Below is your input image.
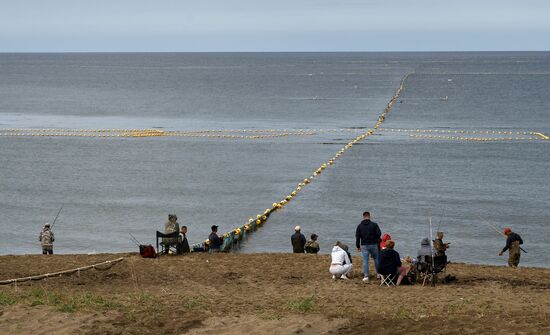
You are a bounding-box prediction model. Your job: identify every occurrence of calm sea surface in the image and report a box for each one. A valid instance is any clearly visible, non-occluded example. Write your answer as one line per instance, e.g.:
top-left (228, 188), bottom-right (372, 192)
top-left (0, 52), bottom-right (549, 267)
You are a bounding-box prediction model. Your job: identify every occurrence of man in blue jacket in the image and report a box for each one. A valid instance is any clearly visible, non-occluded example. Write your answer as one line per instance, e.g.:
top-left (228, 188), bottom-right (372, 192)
top-left (356, 211), bottom-right (382, 283)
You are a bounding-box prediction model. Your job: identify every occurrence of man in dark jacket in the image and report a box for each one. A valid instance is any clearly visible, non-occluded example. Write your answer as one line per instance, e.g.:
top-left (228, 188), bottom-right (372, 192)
top-left (356, 211), bottom-right (382, 282)
top-left (499, 227), bottom-right (523, 267)
top-left (177, 226), bottom-right (190, 254)
top-left (291, 226), bottom-right (306, 253)
top-left (209, 225), bottom-right (223, 252)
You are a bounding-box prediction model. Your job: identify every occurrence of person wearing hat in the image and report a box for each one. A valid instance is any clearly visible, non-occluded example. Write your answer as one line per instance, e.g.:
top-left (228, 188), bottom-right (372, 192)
top-left (291, 226), bottom-right (306, 253)
top-left (162, 214), bottom-right (180, 254)
top-left (499, 228), bottom-right (523, 267)
top-left (38, 223), bottom-right (55, 255)
top-left (208, 225), bottom-right (222, 252)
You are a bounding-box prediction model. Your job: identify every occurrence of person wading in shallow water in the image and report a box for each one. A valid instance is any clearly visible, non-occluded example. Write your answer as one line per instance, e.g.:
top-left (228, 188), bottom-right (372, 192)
top-left (499, 228), bottom-right (523, 267)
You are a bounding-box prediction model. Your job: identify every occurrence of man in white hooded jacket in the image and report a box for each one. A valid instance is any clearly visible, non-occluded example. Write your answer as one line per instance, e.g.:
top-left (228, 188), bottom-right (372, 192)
top-left (329, 241), bottom-right (352, 280)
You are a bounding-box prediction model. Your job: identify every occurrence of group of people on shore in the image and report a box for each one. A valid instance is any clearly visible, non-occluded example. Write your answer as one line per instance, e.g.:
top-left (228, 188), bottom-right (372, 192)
top-left (291, 211), bottom-right (524, 284)
top-left (38, 211), bottom-right (524, 272)
top-left (161, 214), bottom-right (190, 254)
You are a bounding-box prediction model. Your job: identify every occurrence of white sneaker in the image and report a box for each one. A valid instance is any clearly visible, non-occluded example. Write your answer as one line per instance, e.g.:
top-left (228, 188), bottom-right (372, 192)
top-left (340, 274), bottom-right (349, 280)
top-left (332, 275), bottom-right (336, 280)
top-left (362, 277), bottom-right (369, 283)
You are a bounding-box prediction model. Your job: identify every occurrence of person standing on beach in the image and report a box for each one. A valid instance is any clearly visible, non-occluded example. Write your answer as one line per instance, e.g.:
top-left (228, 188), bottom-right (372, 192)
top-left (356, 211), bottom-right (381, 283)
top-left (38, 223), bottom-right (55, 255)
top-left (499, 228), bottom-right (523, 267)
top-left (291, 226), bottom-right (306, 253)
top-left (433, 231), bottom-right (450, 257)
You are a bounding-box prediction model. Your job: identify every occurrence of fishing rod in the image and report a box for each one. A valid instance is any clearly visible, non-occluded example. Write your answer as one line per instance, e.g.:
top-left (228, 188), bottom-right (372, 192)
top-left (429, 216), bottom-right (436, 286)
top-left (50, 206), bottom-right (63, 228)
top-left (436, 208), bottom-right (445, 233)
top-left (129, 233), bottom-right (142, 246)
top-left (480, 217), bottom-right (527, 253)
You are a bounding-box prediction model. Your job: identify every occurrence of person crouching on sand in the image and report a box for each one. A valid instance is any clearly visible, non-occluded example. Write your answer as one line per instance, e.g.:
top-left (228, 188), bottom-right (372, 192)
top-left (329, 241), bottom-right (352, 280)
top-left (499, 228), bottom-right (523, 267)
top-left (39, 223), bottom-right (55, 255)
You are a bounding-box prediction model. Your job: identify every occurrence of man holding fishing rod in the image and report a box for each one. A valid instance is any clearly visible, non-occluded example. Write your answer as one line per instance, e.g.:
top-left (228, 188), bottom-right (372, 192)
top-left (38, 207), bottom-right (62, 255)
top-left (499, 227), bottom-right (524, 267)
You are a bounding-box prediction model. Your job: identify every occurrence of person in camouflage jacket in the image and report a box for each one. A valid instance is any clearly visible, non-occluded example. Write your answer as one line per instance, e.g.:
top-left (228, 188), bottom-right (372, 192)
top-left (163, 214), bottom-right (180, 253)
top-left (39, 223), bottom-right (55, 254)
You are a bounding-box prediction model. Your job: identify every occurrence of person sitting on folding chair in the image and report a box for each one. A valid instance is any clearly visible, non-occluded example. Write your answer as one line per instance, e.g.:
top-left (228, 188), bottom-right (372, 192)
top-left (162, 214), bottom-right (180, 254)
top-left (377, 240), bottom-right (407, 286)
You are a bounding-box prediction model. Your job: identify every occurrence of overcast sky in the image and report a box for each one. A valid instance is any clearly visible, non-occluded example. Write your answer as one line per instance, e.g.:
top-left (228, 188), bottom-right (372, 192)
top-left (1, 0), bottom-right (549, 52)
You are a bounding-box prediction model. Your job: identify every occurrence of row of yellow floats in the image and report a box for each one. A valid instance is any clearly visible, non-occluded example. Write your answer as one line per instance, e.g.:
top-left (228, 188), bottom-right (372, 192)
top-left (2, 127), bottom-right (547, 140)
top-left (0, 128), bottom-right (318, 139)
top-left (198, 73), bottom-right (412, 252)
top-left (379, 128), bottom-right (549, 140)
top-left (409, 134), bottom-right (546, 141)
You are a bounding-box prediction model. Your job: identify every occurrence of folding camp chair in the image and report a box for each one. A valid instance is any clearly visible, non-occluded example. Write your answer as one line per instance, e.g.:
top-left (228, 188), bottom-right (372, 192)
top-left (379, 273), bottom-right (397, 287)
top-left (156, 231), bottom-right (180, 255)
top-left (417, 255), bottom-right (447, 286)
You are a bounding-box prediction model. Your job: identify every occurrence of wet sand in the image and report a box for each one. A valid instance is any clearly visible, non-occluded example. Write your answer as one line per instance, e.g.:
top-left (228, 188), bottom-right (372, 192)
top-left (1, 253), bottom-right (549, 334)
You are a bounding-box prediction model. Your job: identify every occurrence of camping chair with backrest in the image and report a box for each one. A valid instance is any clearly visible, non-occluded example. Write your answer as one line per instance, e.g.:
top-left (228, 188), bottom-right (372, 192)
top-left (156, 231), bottom-right (180, 255)
top-left (417, 255), bottom-right (447, 286)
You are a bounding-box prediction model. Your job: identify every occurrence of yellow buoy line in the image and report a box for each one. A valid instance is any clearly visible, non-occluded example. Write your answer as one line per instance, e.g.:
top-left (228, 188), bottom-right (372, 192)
top-left (198, 72), bottom-right (413, 252)
top-left (379, 128), bottom-right (549, 140)
top-left (0, 128), bottom-right (319, 139)
top-left (409, 134), bottom-right (544, 142)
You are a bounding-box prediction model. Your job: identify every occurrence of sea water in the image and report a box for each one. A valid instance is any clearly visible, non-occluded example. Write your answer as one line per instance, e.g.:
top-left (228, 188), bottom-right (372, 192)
top-left (0, 52), bottom-right (548, 267)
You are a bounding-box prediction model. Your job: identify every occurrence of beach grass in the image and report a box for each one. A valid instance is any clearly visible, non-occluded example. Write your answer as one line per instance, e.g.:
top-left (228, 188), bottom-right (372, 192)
top-left (284, 295), bottom-right (316, 313)
top-left (1, 288), bottom-right (122, 313)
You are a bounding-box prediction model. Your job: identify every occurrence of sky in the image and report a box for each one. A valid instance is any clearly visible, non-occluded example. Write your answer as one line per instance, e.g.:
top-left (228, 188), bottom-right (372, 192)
top-left (1, 0), bottom-right (549, 52)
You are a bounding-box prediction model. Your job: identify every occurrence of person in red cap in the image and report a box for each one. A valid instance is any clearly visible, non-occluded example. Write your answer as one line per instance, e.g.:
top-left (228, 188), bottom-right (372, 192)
top-left (499, 228), bottom-right (523, 267)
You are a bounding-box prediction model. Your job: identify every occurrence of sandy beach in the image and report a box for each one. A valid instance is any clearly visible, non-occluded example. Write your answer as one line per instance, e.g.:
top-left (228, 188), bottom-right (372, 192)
top-left (1, 252), bottom-right (549, 334)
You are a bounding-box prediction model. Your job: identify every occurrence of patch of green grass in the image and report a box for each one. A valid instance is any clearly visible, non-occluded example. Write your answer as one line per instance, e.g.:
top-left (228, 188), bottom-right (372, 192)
top-left (28, 289), bottom-right (62, 306)
top-left (6, 289), bottom-right (121, 313)
top-left (57, 302), bottom-right (77, 313)
top-left (447, 297), bottom-right (474, 312)
top-left (0, 291), bottom-right (16, 306)
top-left (391, 307), bottom-right (415, 320)
top-left (182, 297), bottom-right (204, 310)
top-left (284, 295), bottom-right (316, 313)
top-left (124, 310), bottom-right (137, 322)
top-left (74, 293), bottom-right (122, 310)
top-left (258, 311), bottom-right (283, 320)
